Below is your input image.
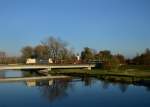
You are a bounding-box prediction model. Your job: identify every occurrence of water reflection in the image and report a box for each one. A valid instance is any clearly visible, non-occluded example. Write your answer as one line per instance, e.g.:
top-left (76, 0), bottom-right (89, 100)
top-left (26, 80), bottom-right (54, 87)
top-left (0, 70), bottom-right (150, 107)
top-left (1, 70), bottom-right (150, 102)
top-left (33, 77), bottom-right (150, 102)
top-left (81, 76), bottom-right (94, 86)
top-left (146, 87), bottom-right (150, 91)
top-left (0, 71), bottom-right (5, 78)
top-left (0, 70), bottom-right (41, 78)
top-left (95, 75), bottom-right (150, 92)
top-left (24, 77), bottom-right (97, 102)
top-left (0, 70), bottom-right (23, 78)
top-left (101, 80), bottom-right (110, 90)
top-left (118, 83), bottom-right (129, 93)
top-left (38, 79), bottom-right (72, 102)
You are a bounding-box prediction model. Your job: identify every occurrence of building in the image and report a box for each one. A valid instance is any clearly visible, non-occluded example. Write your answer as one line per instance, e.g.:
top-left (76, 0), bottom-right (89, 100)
top-left (48, 58), bottom-right (53, 64)
top-left (26, 58), bottom-right (36, 64)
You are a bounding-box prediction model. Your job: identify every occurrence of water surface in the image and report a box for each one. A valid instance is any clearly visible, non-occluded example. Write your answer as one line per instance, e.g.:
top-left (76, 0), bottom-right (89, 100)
top-left (0, 70), bottom-right (150, 107)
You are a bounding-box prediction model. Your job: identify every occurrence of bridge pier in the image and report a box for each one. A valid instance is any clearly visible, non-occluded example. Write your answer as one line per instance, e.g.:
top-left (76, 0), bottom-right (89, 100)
top-left (48, 67), bottom-right (52, 71)
top-left (88, 66), bottom-right (92, 70)
top-left (86, 66), bottom-right (92, 70)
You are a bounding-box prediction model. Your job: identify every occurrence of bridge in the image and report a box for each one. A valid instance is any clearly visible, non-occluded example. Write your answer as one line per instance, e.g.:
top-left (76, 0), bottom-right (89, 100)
top-left (0, 64), bottom-right (95, 71)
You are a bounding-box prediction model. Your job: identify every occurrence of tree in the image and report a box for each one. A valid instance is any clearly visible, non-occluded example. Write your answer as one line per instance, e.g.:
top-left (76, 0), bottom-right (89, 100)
top-left (34, 45), bottom-right (49, 59)
top-left (0, 51), bottom-right (20, 64)
top-left (143, 48), bottom-right (150, 65)
top-left (96, 50), bottom-right (112, 62)
top-left (0, 51), bottom-right (6, 64)
top-left (81, 47), bottom-right (94, 63)
top-left (114, 54), bottom-right (126, 64)
top-left (132, 48), bottom-right (150, 65)
top-left (42, 36), bottom-right (74, 63)
top-left (21, 46), bottom-right (34, 63)
top-left (94, 50), bottom-right (123, 69)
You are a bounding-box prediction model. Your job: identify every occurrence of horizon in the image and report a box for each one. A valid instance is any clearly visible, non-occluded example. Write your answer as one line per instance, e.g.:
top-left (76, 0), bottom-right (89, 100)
top-left (0, 0), bottom-right (150, 58)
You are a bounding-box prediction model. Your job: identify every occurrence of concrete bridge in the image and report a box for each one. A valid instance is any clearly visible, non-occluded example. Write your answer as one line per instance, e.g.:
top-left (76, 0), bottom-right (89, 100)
top-left (0, 64), bottom-right (95, 71)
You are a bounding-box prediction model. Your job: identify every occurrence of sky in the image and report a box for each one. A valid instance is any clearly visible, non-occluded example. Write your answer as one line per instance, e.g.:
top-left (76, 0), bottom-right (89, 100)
top-left (0, 0), bottom-right (150, 58)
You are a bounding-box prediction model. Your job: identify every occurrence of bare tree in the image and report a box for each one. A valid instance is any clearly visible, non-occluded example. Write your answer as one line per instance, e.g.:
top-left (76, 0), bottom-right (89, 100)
top-left (34, 45), bottom-right (49, 60)
top-left (42, 36), bottom-right (73, 63)
top-left (0, 51), bottom-right (6, 64)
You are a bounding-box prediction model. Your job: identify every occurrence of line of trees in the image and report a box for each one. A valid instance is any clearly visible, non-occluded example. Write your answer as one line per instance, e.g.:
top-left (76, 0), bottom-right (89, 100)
top-left (80, 47), bottom-right (150, 68)
top-left (80, 47), bottom-right (126, 69)
top-left (20, 43), bottom-right (127, 68)
top-left (128, 48), bottom-right (150, 65)
top-left (21, 37), bottom-right (77, 64)
top-left (0, 36), bottom-right (149, 67)
top-left (0, 51), bottom-right (20, 64)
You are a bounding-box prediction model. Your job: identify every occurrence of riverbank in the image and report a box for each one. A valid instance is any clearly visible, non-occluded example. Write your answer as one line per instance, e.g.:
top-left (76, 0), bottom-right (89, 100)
top-left (50, 68), bottom-right (150, 77)
top-left (49, 65), bottom-right (150, 83)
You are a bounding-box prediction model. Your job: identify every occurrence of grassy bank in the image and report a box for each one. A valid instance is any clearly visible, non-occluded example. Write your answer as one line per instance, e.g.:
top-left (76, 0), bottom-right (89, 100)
top-left (49, 65), bottom-right (150, 83)
top-left (50, 68), bottom-right (150, 77)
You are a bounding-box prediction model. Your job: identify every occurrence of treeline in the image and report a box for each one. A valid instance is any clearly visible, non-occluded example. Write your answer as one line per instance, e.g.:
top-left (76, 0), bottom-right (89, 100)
top-left (20, 36), bottom-right (127, 69)
top-left (21, 37), bottom-right (76, 64)
top-left (0, 36), bottom-right (149, 67)
top-left (127, 48), bottom-right (150, 65)
top-left (80, 47), bottom-right (150, 68)
top-left (81, 47), bottom-right (126, 69)
top-left (0, 51), bottom-right (21, 64)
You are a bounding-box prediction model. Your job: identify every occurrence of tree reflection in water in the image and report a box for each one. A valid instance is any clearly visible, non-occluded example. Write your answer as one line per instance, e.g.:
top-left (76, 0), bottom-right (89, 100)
top-left (146, 87), bottom-right (150, 91)
top-left (82, 76), bottom-right (92, 86)
top-left (38, 78), bottom-right (72, 102)
top-left (101, 80), bottom-right (110, 90)
top-left (100, 79), bottom-right (129, 93)
top-left (20, 70), bottom-right (150, 93)
top-left (118, 83), bottom-right (129, 93)
top-left (81, 76), bottom-right (96, 87)
top-left (22, 70), bottom-right (42, 77)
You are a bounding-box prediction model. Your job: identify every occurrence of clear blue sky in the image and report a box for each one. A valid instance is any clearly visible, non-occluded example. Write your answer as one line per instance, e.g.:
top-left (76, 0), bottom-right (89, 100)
top-left (0, 0), bottom-right (150, 58)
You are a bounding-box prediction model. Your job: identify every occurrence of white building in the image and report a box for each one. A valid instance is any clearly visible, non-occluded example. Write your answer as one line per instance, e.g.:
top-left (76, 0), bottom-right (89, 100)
top-left (26, 58), bottom-right (36, 64)
top-left (77, 55), bottom-right (80, 61)
top-left (48, 58), bottom-right (53, 64)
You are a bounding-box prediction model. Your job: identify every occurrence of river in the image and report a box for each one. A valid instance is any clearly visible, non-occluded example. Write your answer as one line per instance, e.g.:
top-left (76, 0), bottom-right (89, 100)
top-left (0, 70), bottom-right (150, 107)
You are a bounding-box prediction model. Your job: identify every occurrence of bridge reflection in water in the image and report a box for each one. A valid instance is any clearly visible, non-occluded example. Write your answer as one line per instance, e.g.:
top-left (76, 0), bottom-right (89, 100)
top-left (26, 79), bottom-right (54, 87)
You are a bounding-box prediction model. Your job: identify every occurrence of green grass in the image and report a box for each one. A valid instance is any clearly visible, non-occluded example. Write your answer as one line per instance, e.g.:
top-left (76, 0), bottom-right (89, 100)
top-left (48, 66), bottom-right (150, 84)
top-left (127, 65), bottom-right (150, 71)
top-left (49, 65), bottom-right (150, 78)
